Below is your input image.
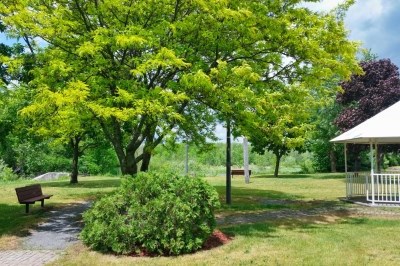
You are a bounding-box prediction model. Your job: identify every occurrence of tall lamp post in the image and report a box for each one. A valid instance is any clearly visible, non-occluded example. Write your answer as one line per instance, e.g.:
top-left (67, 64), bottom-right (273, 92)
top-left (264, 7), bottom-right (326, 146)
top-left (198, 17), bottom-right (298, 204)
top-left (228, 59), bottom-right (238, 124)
top-left (226, 120), bottom-right (231, 204)
top-left (243, 137), bottom-right (250, 184)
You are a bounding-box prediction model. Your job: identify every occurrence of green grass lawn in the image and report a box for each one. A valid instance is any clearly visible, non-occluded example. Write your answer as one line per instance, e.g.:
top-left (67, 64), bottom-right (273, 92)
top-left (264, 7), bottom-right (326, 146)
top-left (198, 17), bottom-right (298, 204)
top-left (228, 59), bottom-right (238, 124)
top-left (2, 173), bottom-right (400, 265)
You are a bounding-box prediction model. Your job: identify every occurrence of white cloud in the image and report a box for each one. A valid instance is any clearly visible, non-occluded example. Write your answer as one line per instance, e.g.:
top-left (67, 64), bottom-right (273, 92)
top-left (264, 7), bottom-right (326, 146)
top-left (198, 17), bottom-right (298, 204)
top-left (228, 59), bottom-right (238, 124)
top-left (305, 0), bottom-right (400, 66)
top-left (303, 0), bottom-right (346, 12)
top-left (344, 0), bottom-right (400, 65)
top-left (318, 0), bottom-right (344, 11)
top-left (345, 0), bottom-right (384, 27)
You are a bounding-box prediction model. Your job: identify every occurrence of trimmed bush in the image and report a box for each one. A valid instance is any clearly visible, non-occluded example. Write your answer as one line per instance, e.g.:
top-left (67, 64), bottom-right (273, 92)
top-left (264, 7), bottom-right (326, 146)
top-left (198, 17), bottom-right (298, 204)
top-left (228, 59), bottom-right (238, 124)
top-left (81, 172), bottom-right (220, 255)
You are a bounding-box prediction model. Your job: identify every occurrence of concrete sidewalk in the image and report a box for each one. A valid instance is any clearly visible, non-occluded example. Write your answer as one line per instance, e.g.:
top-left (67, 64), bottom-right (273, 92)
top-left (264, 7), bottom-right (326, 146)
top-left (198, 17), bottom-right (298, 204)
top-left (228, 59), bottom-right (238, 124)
top-left (0, 202), bottom-right (91, 266)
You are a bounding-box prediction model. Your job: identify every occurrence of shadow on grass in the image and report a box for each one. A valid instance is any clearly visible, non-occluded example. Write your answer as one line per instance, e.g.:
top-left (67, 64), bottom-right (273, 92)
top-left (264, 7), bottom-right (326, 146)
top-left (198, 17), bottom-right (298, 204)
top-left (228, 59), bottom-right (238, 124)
top-left (0, 202), bottom-right (62, 237)
top-left (214, 185), bottom-right (302, 199)
top-left (220, 205), bottom-right (367, 239)
top-left (222, 222), bottom-right (278, 238)
top-left (253, 173), bottom-right (345, 180)
top-left (213, 183), bottom-right (364, 239)
top-left (40, 178), bottom-right (120, 189)
top-left (214, 185), bottom-right (304, 212)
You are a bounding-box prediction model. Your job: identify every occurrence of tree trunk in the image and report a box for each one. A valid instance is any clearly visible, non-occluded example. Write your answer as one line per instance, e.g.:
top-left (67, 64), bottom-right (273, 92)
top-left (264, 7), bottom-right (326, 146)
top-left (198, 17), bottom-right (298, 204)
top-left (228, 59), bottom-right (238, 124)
top-left (274, 153), bottom-right (282, 177)
top-left (139, 127), bottom-right (157, 172)
top-left (140, 151), bottom-right (152, 172)
top-left (329, 149), bottom-right (337, 173)
top-left (120, 152), bottom-right (138, 175)
top-left (105, 117), bottom-right (140, 176)
top-left (70, 137), bottom-right (80, 184)
top-left (111, 136), bottom-right (138, 176)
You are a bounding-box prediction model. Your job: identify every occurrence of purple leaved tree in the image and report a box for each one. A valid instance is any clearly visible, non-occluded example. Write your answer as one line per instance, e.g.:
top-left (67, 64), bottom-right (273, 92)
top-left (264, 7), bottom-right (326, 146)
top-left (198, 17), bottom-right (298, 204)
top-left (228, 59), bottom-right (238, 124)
top-left (335, 59), bottom-right (400, 171)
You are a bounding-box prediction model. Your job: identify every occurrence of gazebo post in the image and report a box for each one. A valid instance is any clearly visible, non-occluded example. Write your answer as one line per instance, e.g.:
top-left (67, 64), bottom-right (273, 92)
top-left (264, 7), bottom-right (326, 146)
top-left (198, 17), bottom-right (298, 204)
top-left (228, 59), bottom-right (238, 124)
top-left (374, 142), bottom-right (379, 173)
top-left (344, 143), bottom-right (348, 173)
top-left (370, 141), bottom-right (375, 205)
top-left (344, 143), bottom-right (348, 198)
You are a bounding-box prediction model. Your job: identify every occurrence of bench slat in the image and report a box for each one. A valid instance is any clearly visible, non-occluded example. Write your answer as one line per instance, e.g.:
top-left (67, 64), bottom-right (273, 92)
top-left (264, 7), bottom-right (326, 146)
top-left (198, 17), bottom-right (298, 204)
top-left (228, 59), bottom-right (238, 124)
top-left (231, 170), bottom-right (252, 175)
top-left (15, 184), bottom-right (53, 213)
top-left (15, 184), bottom-right (43, 203)
top-left (19, 194), bottom-right (53, 203)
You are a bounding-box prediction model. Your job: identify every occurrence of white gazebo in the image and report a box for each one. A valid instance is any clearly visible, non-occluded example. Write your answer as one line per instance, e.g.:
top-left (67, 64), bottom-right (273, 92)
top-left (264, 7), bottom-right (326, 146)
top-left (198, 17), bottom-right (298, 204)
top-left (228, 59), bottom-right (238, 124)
top-left (331, 100), bottom-right (400, 205)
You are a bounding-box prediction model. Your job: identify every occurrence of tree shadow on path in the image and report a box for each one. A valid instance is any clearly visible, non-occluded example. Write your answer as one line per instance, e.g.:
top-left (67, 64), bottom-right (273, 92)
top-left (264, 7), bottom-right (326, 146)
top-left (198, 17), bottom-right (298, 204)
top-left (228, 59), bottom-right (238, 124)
top-left (21, 201), bottom-right (91, 250)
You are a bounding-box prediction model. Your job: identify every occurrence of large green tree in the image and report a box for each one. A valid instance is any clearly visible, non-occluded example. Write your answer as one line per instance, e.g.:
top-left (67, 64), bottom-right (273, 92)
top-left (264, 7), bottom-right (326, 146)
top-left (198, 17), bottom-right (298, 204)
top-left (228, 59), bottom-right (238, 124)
top-left (309, 49), bottom-right (377, 173)
top-left (247, 84), bottom-right (312, 177)
top-left (0, 0), bottom-right (360, 175)
top-left (0, 21), bottom-right (37, 172)
top-left (310, 101), bottom-right (344, 172)
top-left (20, 81), bottom-right (104, 183)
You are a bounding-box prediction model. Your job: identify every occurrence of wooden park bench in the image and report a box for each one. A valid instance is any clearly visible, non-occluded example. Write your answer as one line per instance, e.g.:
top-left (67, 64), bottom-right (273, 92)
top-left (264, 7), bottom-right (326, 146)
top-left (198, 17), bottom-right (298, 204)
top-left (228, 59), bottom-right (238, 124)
top-left (15, 184), bottom-right (53, 213)
top-left (231, 169), bottom-right (252, 178)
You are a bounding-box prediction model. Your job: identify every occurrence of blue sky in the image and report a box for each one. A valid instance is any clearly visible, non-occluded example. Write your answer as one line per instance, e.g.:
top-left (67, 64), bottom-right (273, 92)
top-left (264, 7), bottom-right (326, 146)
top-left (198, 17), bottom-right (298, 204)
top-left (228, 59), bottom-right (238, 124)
top-left (313, 0), bottom-right (400, 66)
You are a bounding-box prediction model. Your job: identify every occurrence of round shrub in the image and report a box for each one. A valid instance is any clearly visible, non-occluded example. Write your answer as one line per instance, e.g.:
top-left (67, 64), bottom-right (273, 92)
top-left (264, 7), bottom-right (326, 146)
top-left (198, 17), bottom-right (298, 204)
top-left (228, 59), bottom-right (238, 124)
top-left (81, 172), bottom-right (220, 255)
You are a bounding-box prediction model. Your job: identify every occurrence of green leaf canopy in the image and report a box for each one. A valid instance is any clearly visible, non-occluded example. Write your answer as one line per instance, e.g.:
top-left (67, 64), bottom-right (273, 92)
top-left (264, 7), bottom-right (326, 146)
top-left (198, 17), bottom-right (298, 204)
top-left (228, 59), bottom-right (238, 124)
top-left (0, 0), bottom-right (361, 175)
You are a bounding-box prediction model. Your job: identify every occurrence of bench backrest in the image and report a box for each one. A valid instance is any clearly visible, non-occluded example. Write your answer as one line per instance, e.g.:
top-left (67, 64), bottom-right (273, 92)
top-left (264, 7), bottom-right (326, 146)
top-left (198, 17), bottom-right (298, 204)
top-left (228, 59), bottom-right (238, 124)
top-left (231, 169), bottom-right (252, 175)
top-left (15, 184), bottom-right (43, 203)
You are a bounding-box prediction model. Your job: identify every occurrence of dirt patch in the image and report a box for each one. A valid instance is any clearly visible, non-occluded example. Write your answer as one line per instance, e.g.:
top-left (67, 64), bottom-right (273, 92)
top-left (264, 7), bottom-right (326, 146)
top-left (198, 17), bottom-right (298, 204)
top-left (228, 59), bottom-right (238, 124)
top-left (347, 205), bottom-right (400, 219)
top-left (202, 229), bottom-right (232, 250)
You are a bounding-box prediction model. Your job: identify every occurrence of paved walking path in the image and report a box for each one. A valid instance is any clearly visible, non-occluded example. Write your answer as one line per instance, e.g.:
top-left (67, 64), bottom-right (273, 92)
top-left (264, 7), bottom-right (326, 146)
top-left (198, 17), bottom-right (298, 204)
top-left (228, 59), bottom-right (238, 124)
top-left (0, 202), bottom-right (91, 266)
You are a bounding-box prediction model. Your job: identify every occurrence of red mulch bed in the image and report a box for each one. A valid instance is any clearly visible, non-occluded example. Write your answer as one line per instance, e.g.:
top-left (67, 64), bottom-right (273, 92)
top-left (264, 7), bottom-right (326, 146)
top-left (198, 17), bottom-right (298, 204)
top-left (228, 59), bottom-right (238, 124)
top-left (129, 230), bottom-right (232, 257)
top-left (202, 229), bottom-right (233, 250)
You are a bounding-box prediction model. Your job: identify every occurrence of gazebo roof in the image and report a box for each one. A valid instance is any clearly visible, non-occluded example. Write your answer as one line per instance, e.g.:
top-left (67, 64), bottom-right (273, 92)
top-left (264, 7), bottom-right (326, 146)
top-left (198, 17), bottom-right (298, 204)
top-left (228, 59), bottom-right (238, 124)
top-left (331, 100), bottom-right (400, 144)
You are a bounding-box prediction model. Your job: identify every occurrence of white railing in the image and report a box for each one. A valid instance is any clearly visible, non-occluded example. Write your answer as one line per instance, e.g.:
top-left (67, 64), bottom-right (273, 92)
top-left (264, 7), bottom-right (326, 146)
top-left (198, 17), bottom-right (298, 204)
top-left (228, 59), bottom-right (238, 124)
top-left (367, 174), bottom-right (400, 203)
top-left (346, 172), bottom-right (369, 198)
